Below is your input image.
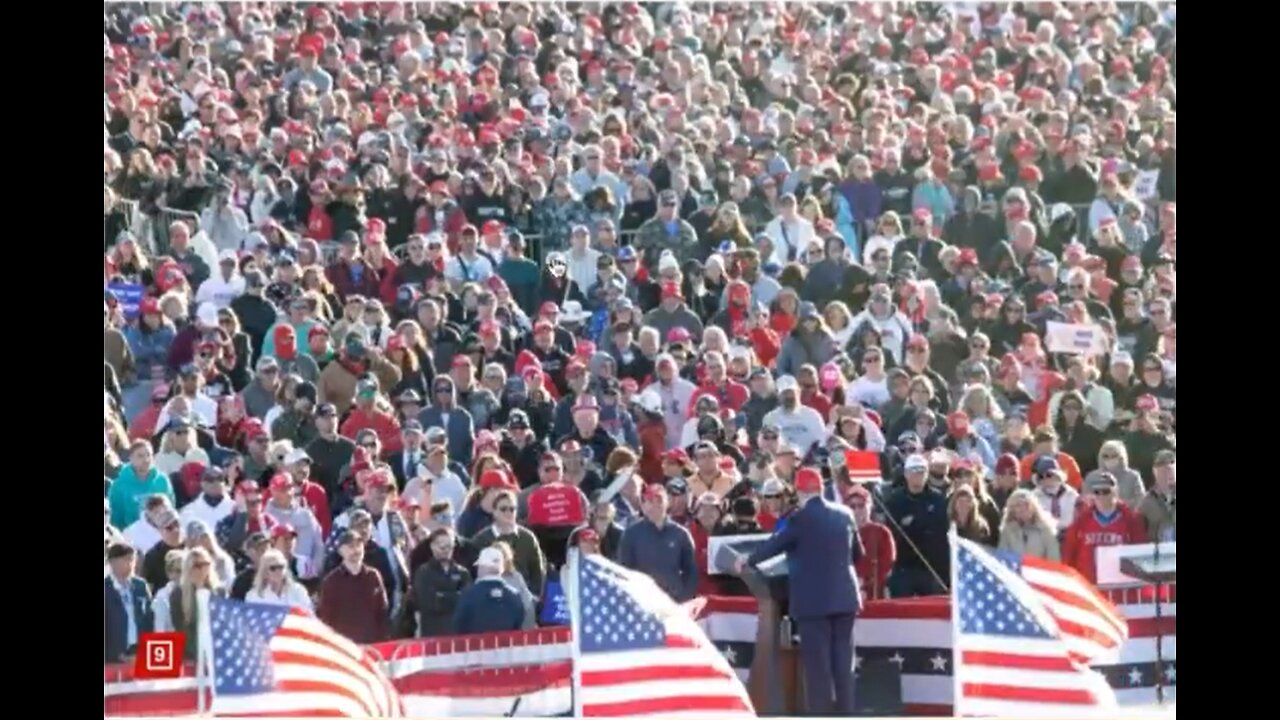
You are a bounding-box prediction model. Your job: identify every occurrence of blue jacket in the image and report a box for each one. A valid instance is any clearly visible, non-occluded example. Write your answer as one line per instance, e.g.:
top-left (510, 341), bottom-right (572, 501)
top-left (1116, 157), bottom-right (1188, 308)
top-left (618, 519), bottom-right (698, 602)
top-left (832, 194), bottom-right (861, 259)
top-left (453, 577), bottom-right (526, 635)
top-left (747, 495), bottom-right (864, 619)
top-left (418, 405), bottom-right (474, 468)
top-left (104, 576), bottom-right (154, 662)
top-left (124, 324), bottom-right (176, 383)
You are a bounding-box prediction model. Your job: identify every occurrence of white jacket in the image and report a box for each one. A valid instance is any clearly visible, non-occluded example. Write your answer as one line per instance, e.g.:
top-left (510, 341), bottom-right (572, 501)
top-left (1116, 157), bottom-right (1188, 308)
top-left (764, 216), bottom-right (816, 266)
top-left (1046, 386), bottom-right (1116, 431)
top-left (404, 471), bottom-right (467, 523)
top-left (195, 273), bottom-right (246, 309)
top-left (123, 519), bottom-right (162, 554)
top-left (246, 583), bottom-right (314, 613)
top-left (1032, 483), bottom-right (1081, 529)
top-left (179, 494), bottom-right (236, 530)
top-left (153, 582), bottom-right (178, 632)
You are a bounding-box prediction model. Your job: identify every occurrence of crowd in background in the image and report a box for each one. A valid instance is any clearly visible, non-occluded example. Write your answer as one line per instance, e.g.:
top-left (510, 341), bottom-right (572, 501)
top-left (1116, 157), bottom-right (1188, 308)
top-left (104, 1), bottom-right (1175, 664)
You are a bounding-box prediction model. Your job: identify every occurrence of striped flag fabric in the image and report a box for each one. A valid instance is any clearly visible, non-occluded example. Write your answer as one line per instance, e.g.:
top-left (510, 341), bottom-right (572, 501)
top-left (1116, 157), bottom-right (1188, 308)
top-left (570, 552), bottom-right (755, 717)
top-left (105, 588), bottom-right (1175, 716)
top-left (952, 536), bottom-right (1124, 716)
top-left (845, 450), bottom-right (884, 482)
top-left (206, 596), bottom-right (404, 717)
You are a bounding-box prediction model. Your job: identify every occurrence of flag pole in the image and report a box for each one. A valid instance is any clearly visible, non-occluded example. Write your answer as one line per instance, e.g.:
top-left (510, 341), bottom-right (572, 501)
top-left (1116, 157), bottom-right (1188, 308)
top-left (196, 589), bottom-right (214, 716)
top-left (564, 548), bottom-right (583, 717)
top-left (948, 530), bottom-right (962, 719)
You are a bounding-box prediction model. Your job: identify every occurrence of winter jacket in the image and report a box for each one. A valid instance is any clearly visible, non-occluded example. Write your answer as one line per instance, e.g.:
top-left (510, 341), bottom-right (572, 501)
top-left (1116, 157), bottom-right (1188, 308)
top-left (642, 304), bottom-right (705, 344)
top-left (882, 485), bottom-right (949, 575)
top-left (471, 525), bottom-right (546, 597)
top-left (1137, 489), bottom-right (1176, 542)
top-left (317, 563), bottom-right (388, 643)
top-left (124, 325), bottom-right (177, 383)
top-left (617, 519), bottom-right (699, 602)
top-left (318, 357), bottom-right (402, 416)
top-left (776, 329), bottom-right (839, 377)
top-left (634, 216), bottom-right (700, 269)
top-left (998, 520), bottom-right (1061, 561)
top-left (263, 500), bottom-right (326, 579)
top-left (412, 559), bottom-right (472, 637)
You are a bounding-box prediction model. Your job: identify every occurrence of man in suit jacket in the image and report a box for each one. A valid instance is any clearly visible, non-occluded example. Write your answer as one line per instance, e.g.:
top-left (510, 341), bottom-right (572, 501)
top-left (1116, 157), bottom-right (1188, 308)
top-left (417, 375), bottom-right (474, 467)
top-left (737, 467), bottom-right (864, 715)
top-left (385, 420), bottom-right (428, 491)
top-left (105, 543), bottom-right (155, 663)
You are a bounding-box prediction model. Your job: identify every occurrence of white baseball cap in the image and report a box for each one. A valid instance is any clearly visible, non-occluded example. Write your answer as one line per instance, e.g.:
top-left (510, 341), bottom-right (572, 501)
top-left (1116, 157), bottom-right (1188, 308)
top-left (476, 547), bottom-right (504, 570)
top-left (905, 454), bottom-right (929, 472)
top-left (775, 375), bottom-right (799, 393)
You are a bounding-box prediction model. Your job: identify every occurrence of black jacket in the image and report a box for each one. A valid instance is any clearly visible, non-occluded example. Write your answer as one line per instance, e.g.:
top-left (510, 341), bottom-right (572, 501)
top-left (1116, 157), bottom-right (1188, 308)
top-left (412, 559), bottom-right (472, 637)
top-left (230, 293), bottom-right (279, 360)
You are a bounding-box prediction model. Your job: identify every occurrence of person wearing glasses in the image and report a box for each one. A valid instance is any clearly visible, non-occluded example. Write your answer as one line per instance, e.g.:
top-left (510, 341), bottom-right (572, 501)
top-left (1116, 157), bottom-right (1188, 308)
top-left (171, 547), bottom-right (226, 660)
top-left (246, 548), bottom-right (313, 612)
top-left (141, 509), bottom-right (185, 593)
top-left (1062, 472), bottom-right (1148, 584)
top-left (471, 487), bottom-right (546, 599)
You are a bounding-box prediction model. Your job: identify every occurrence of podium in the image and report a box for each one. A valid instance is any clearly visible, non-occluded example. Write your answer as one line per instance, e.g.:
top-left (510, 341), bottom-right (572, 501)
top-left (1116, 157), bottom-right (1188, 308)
top-left (714, 546), bottom-right (802, 715)
top-left (1120, 548), bottom-right (1176, 705)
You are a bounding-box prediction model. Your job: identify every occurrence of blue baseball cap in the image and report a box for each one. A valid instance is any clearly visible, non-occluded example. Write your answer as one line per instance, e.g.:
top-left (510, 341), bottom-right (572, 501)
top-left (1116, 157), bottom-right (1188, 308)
top-left (616, 246), bottom-right (637, 262)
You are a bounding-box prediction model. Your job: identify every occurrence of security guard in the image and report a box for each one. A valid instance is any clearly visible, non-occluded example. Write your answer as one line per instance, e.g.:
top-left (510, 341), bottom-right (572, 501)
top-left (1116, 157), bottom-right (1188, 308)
top-left (452, 547), bottom-right (526, 634)
top-left (736, 467), bottom-right (864, 714)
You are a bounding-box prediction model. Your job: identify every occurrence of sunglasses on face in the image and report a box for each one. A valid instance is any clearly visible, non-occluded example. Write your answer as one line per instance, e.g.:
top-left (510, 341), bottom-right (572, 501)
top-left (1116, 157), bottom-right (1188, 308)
top-left (359, 442), bottom-right (378, 449)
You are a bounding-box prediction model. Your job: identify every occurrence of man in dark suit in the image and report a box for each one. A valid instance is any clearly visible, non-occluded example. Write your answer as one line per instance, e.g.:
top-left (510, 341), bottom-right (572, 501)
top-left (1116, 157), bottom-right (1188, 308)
top-left (385, 420), bottom-right (428, 491)
top-left (104, 543), bottom-right (155, 663)
top-left (736, 467), bottom-right (863, 715)
top-left (417, 375), bottom-right (474, 467)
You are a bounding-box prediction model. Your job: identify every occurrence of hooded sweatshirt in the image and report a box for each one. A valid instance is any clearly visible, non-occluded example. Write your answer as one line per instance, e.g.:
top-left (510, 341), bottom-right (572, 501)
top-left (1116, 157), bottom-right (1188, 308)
top-left (109, 464), bottom-right (176, 528)
top-left (1084, 460), bottom-right (1146, 508)
top-left (641, 303), bottom-right (705, 344)
top-left (644, 369), bottom-right (697, 450)
top-left (761, 402), bottom-right (827, 458)
top-left (263, 500), bottom-right (327, 579)
top-left (848, 305), bottom-right (913, 365)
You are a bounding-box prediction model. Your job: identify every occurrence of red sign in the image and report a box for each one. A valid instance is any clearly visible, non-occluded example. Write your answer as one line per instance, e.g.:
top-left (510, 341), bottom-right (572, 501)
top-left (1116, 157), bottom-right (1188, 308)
top-left (135, 631), bottom-right (186, 679)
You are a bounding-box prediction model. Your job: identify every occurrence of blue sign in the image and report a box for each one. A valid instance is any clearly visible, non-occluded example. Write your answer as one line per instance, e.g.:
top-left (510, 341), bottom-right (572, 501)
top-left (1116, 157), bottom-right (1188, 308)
top-left (540, 577), bottom-right (570, 626)
top-left (108, 283), bottom-right (145, 320)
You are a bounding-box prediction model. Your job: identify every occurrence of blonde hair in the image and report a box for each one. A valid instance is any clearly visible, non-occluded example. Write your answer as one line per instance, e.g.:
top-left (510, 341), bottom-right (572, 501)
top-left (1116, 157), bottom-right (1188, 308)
top-left (960, 384), bottom-right (1004, 423)
top-left (1098, 439), bottom-right (1129, 468)
top-left (1000, 488), bottom-right (1058, 537)
top-left (252, 549), bottom-right (297, 594)
top-left (179, 546), bottom-right (223, 620)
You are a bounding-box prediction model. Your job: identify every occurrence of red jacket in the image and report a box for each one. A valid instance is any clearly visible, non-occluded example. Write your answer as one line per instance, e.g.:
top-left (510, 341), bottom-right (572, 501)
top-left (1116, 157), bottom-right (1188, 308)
top-left (1063, 503), bottom-right (1148, 584)
top-left (298, 479), bottom-right (333, 539)
top-left (637, 420), bottom-right (667, 485)
top-left (339, 408), bottom-right (403, 456)
top-left (129, 405), bottom-right (162, 442)
top-left (855, 522), bottom-right (896, 600)
top-left (687, 379), bottom-right (749, 418)
top-left (800, 389), bottom-right (834, 420)
top-left (749, 327), bottom-right (782, 368)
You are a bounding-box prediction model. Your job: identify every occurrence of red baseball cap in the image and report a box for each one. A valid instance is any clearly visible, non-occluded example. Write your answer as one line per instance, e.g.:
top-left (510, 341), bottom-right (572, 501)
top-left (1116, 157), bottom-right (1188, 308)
top-left (479, 469), bottom-right (512, 489)
top-left (481, 219), bottom-right (504, 235)
top-left (662, 448), bottom-right (690, 464)
top-left (271, 523), bottom-right (297, 539)
top-left (269, 473), bottom-right (292, 492)
top-left (794, 467), bottom-right (823, 494)
top-left (642, 483), bottom-right (668, 501)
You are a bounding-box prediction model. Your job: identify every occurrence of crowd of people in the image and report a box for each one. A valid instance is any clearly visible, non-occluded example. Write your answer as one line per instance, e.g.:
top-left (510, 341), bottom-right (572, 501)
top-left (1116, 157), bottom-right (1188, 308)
top-left (104, 1), bottom-right (1176, 668)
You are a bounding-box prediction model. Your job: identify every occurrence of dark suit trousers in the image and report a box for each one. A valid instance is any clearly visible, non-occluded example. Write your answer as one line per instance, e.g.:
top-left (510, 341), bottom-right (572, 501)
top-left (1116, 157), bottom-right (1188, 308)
top-left (797, 612), bottom-right (857, 715)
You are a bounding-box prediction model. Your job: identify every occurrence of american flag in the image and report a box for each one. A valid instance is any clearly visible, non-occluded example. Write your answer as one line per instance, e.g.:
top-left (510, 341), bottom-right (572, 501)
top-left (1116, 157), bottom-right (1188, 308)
top-left (207, 596), bottom-right (405, 717)
top-left (570, 552), bottom-right (755, 717)
top-left (952, 536), bottom-right (1126, 716)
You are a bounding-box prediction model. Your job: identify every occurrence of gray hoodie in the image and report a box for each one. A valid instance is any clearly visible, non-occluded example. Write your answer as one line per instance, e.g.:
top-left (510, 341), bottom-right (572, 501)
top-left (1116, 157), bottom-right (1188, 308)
top-left (642, 303), bottom-right (705, 344)
top-left (243, 379), bottom-right (277, 420)
top-left (264, 500), bottom-right (326, 579)
top-left (1084, 466), bottom-right (1146, 508)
